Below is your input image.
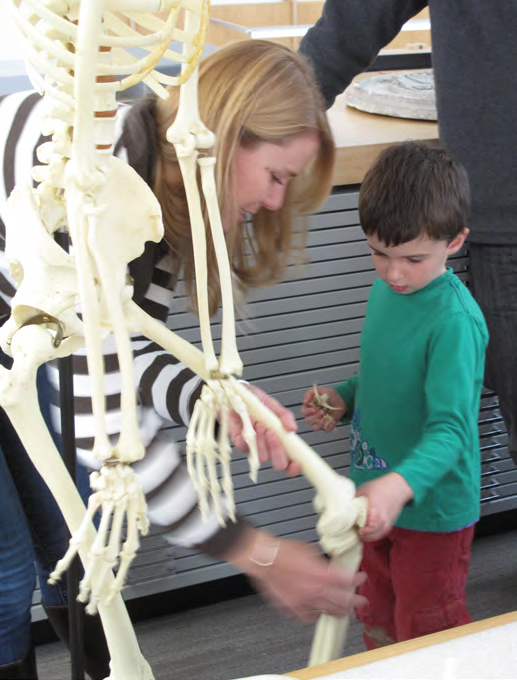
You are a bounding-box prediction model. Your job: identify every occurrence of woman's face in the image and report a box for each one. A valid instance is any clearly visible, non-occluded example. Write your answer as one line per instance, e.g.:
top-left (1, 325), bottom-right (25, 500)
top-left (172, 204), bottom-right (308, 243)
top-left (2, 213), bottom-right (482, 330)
top-left (223, 130), bottom-right (320, 231)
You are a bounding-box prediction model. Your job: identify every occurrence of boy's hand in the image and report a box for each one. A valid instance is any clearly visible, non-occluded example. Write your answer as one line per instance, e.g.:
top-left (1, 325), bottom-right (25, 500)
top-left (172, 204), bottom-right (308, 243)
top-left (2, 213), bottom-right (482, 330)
top-left (356, 473), bottom-right (414, 541)
top-left (301, 385), bottom-right (346, 431)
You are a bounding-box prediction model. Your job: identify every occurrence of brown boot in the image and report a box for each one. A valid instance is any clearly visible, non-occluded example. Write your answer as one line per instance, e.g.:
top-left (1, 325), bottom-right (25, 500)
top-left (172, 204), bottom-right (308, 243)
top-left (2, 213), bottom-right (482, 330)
top-left (43, 605), bottom-right (110, 680)
top-left (0, 645), bottom-right (37, 679)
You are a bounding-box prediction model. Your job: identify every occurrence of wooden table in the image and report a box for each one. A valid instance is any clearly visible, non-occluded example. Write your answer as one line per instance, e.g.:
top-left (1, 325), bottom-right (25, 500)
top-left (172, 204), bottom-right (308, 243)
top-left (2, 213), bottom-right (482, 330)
top-left (329, 87), bottom-right (439, 187)
top-left (285, 611), bottom-right (517, 679)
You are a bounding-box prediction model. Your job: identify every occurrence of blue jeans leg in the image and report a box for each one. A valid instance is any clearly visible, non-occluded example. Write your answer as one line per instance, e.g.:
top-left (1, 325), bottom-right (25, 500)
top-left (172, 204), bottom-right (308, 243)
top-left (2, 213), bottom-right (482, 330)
top-left (0, 434), bottom-right (37, 665)
top-left (0, 361), bottom-right (92, 665)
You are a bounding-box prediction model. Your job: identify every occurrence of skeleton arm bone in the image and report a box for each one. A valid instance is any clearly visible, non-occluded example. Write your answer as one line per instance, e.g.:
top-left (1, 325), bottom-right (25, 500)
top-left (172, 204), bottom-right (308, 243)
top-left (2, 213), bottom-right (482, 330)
top-left (309, 539), bottom-right (364, 665)
top-left (166, 9), bottom-right (223, 377)
top-left (64, 185), bottom-right (113, 462)
top-left (127, 299), bottom-right (366, 530)
top-left (86, 156), bottom-right (164, 462)
top-left (167, 63), bottom-right (218, 374)
top-left (199, 157), bottom-right (243, 377)
top-left (171, 148), bottom-right (219, 374)
top-left (127, 300), bottom-right (367, 663)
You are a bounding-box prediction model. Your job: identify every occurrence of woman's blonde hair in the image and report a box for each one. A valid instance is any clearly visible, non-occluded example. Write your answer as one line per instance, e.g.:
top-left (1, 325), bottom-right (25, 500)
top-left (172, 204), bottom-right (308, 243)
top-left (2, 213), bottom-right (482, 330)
top-left (154, 39), bottom-right (335, 314)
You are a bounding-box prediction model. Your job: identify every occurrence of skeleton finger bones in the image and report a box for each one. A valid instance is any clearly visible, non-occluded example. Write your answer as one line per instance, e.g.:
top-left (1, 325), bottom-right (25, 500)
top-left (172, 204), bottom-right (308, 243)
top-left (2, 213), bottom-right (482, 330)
top-left (186, 379), bottom-right (260, 525)
top-left (49, 462), bottom-right (149, 614)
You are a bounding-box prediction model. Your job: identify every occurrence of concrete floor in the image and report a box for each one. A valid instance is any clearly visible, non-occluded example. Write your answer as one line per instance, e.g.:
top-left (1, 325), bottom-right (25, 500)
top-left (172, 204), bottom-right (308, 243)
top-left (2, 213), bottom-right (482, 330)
top-left (36, 527), bottom-right (517, 680)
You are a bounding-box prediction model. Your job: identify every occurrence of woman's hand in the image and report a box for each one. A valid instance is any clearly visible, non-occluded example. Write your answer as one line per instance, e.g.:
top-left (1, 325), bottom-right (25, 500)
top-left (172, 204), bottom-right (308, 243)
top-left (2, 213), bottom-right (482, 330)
top-left (301, 385), bottom-right (346, 432)
top-left (227, 529), bottom-right (367, 623)
top-left (356, 473), bottom-right (414, 542)
top-left (228, 383), bottom-right (301, 476)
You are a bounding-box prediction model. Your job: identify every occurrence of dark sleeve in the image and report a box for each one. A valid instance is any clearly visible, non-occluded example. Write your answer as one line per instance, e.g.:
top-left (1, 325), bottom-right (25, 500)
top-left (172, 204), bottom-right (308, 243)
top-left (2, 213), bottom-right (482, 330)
top-left (299, 0), bottom-right (428, 107)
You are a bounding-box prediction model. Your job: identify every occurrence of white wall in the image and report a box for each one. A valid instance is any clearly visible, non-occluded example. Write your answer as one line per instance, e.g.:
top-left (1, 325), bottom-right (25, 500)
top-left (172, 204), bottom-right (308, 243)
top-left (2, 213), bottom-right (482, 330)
top-left (0, 0), bottom-right (22, 60)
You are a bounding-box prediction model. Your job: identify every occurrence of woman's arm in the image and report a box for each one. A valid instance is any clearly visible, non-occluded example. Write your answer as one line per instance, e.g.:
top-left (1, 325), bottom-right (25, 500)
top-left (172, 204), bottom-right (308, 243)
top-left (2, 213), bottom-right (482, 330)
top-left (222, 525), bottom-right (367, 621)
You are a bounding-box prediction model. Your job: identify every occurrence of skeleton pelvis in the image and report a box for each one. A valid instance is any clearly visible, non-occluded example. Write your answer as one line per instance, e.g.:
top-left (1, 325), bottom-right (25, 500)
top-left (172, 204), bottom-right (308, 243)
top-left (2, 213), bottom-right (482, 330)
top-left (86, 157), bottom-right (164, 287)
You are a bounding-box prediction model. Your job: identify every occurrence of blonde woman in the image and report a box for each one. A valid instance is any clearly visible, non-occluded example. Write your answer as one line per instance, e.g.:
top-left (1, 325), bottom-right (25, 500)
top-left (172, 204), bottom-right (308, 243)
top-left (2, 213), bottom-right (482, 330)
top-left (0, 40), bottom-right (364, 677)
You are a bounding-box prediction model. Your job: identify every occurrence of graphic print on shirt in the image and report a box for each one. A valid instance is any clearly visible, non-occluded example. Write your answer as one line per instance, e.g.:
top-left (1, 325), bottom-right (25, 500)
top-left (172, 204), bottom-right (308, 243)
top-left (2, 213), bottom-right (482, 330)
top-left (350, 410), bottom-right (389, 471)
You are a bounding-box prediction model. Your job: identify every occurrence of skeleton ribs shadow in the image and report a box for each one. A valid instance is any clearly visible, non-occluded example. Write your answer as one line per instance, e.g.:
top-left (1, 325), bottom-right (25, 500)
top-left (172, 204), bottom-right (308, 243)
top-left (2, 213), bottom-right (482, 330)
top-left (0, 1), bottom-right (366, 678)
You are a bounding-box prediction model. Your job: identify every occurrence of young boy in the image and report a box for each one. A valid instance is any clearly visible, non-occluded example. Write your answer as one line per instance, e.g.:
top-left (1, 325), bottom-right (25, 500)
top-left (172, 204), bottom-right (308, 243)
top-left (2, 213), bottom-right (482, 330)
top-left (302, 141), bottom-right (489, 649)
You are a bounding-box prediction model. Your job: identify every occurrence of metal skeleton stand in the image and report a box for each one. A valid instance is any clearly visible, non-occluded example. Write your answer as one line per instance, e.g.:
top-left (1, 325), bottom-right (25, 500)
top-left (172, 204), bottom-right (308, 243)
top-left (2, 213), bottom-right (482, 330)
top-left (56, 228), bottom-right (85, 680)
top-left (59, 354), bottom-right (85, 680)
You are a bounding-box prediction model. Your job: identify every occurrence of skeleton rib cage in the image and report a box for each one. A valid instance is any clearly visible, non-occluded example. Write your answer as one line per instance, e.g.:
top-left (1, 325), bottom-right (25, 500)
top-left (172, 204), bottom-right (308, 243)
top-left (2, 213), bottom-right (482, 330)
top-left (0, 1), bottom-right (367, 677)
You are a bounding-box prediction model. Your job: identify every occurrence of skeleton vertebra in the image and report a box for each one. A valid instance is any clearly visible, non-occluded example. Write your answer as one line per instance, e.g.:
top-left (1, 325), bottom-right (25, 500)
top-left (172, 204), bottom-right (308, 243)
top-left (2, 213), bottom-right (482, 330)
top-left (1, 0), bottom-right (365, 677)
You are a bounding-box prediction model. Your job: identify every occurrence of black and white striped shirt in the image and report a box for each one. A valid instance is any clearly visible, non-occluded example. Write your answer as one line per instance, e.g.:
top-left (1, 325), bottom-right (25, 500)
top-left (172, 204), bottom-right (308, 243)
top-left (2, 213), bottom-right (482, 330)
top-left (0, 90), bottom-right (246, 556)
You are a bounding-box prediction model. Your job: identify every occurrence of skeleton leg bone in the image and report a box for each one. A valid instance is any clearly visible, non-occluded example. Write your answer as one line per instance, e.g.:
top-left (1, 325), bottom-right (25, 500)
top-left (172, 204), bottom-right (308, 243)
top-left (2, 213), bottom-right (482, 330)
top-left (0, 325), bottom-right (152, 680)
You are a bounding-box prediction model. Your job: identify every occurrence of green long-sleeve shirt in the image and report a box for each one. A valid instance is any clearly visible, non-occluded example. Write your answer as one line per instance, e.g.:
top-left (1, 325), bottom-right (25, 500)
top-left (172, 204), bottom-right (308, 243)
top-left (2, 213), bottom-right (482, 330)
top-left (336, 269), bottom-right (488, 532)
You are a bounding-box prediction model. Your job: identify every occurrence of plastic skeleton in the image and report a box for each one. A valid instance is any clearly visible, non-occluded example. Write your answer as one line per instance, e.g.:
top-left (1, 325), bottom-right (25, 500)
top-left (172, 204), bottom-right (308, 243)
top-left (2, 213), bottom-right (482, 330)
top-left (0, 2), bottom-right (366, 679)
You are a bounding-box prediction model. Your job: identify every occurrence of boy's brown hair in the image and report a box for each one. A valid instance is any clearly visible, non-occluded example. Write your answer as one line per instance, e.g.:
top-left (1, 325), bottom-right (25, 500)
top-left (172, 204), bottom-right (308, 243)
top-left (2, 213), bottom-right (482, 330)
top-left (359, 141), bottom-right (470, 245)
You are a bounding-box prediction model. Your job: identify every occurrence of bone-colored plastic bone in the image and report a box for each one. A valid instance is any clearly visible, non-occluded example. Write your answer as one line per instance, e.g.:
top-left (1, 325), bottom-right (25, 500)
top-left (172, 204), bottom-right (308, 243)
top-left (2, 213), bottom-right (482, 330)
top-left (8, 0), bottom-right (212, 604)
top-left (309, 540), bottom-right (364, 665)
top-left (86, 157), bottom-right (164, 462)
top-left (50, 464), bottom-right (150, 612)
top-left (0, 326), bottom-right (153, 680)
top-left (173, 148), bottom-right (220, 374)
top-left (166, 11), bottom-right (219, 374)
top-left (127, 299), bottom-right (365, 526)
top-left (0, 186), bottom-right (83, 346)
top-left (199, 158), bottom-right (243, 376)
top-left (13, 0), bottom-right (206, 104)
top-left (127, 299), bottom-right (366, 664)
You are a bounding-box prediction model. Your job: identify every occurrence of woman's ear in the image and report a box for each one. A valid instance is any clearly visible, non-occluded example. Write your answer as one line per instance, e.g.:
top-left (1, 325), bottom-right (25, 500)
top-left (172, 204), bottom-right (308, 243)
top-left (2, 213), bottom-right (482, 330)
top-left (447, 228), bottom-right (469, 256)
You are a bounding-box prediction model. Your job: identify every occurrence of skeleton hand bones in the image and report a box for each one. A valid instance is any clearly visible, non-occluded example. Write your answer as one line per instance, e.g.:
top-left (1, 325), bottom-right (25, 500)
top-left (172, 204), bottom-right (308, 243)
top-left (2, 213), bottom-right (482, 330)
top-left (227, 384), bottom-right (301, 476)
top-left (186, 379), bottom-right (260, 524)
top-left (128, 302), bottom-right (368, 546)
top-left (49, 462), bottom-right (149, 614)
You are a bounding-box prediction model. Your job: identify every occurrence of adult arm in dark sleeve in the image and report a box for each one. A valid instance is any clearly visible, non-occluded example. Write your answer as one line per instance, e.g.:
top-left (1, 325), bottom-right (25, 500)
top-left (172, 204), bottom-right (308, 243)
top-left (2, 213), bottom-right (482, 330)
top-left (299, 0), bottom-right (428, 107)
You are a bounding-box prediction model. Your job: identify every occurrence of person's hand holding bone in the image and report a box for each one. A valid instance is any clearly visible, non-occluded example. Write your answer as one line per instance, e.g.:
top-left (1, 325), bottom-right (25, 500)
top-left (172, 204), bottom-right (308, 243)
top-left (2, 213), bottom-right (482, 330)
top-left (301, 384), bottom-right (346, 432)
top-left (356, 473), bottom-right (414, 542)
top-left (225, 527), bottom-right (367, 622)
top-left (228, 383), bottom-right (302, 477)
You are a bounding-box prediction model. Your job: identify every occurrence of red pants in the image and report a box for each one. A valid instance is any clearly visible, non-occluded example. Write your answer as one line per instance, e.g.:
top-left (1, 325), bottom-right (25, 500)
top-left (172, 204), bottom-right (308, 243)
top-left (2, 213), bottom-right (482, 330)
top-left (357, 525), bottom-right (475, 650)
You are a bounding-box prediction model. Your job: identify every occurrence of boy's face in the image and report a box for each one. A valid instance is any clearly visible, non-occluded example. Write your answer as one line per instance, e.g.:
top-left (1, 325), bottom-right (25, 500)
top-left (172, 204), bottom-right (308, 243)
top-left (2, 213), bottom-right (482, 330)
top-left (366, 231), bottom-right (468, 294)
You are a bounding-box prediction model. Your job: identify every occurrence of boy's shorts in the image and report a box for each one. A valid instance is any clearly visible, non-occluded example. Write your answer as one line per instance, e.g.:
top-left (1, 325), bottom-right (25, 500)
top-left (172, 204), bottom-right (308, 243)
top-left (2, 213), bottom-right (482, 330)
top-left (357, 524), bottom-right (475, 649)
